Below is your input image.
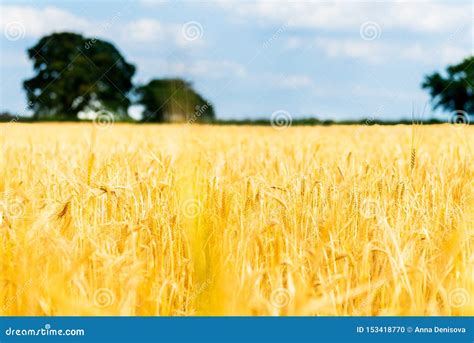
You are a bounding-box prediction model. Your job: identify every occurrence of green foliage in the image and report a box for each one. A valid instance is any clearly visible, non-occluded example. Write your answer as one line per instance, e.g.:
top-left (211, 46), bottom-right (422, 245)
top-left (422, 56), bottom-right (474, 115)
top-left (23, 32), bottom-right (135, 120)
top-left (136, 78), bottom-right (215, 123)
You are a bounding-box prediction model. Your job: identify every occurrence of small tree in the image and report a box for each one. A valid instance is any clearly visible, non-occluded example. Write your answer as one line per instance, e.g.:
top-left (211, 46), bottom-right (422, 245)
top-left (24, 32), bottom-right (136, 120)
top-left (136, 79), bottom-right (215, 123)
top-left (422, 56), bottom-right (473, 120)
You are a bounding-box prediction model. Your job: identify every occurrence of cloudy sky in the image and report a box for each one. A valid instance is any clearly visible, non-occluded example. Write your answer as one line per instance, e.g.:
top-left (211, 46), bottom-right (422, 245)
top-left (0, 0), bottom-right (472, 120)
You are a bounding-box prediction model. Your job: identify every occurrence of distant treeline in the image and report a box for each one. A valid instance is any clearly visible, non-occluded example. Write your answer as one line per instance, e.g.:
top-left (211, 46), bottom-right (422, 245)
top-left (2, 30), bottom-right (473, 124)
top-left (15, 32), bottom-right (215, 123)
top-left (212, 118), bottom-right (448, 126)
top-left (0, 111), bottom-right (449, 125)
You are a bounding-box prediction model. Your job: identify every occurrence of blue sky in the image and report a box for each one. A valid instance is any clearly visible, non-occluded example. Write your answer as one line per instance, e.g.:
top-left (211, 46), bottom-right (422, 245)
top-left (0, 0), bottom-right (472, 121)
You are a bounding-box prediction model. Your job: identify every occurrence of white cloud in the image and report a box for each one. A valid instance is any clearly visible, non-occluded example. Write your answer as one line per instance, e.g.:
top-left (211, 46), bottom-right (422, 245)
top-left (437, 45), bottom-right (471, 65)
top-left (124, 19), bottom-right (166, 42)
top-left (254, 73), bottom-right (315, 89)
top-left (386, 0), bottom-right (469, 33)
top-left (282, 75), bottom-right (314, 88)
top-left (0, 5), bottom-right (91, 38)
top-left (315, 38), bottom-right (385, 63)
top-left (134, 57), bottom-right (247, 80)
top-left (167, 60), bottom-right (247, 78)
top-left (217, 0), bottom-right (472, 33)
top-left (134, 56), bottom-right (315, 90)
top-left (217, 0), bottom-right (472, 66)
top-left (122, 19), bottom-right (205, 48)
top-left (0, 51), bottom-right (29, 68)
top-left (138, 0), bottom-right (170, 8)
top-left (288, 37), bottom-right (472, 65)
top-left (0, 5), bottom-right (204, 49)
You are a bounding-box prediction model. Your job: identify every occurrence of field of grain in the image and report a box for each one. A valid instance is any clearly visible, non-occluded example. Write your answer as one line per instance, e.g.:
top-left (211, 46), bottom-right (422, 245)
top-left (0, 123), bottom-right (472, 316)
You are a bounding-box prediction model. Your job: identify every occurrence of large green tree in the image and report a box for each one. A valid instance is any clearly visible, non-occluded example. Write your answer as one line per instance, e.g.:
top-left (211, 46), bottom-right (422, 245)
top-left (136, 79), bottom-right (215, 123)
top-left (24, 32), bottom-right (135, 120)
top-left (422, 56), bottom-right (474, 118)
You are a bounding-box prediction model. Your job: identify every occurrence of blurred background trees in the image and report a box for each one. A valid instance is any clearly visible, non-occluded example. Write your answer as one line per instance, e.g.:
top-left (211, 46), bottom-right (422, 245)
top-left (422, 56), bottom-right (473, 121)
top-left (11, 31), bottom-right (474, 124)
top-left (136, 79), bottom-right (215, 123)
top-left (21, 32), bottom-right (214, 123)
top-left (23, 32), bottom-right (136, 120)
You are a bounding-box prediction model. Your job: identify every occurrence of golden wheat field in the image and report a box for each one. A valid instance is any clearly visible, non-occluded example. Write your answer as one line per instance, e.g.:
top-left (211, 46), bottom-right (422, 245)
top-left (0, 123), bottom-right (472, 316)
